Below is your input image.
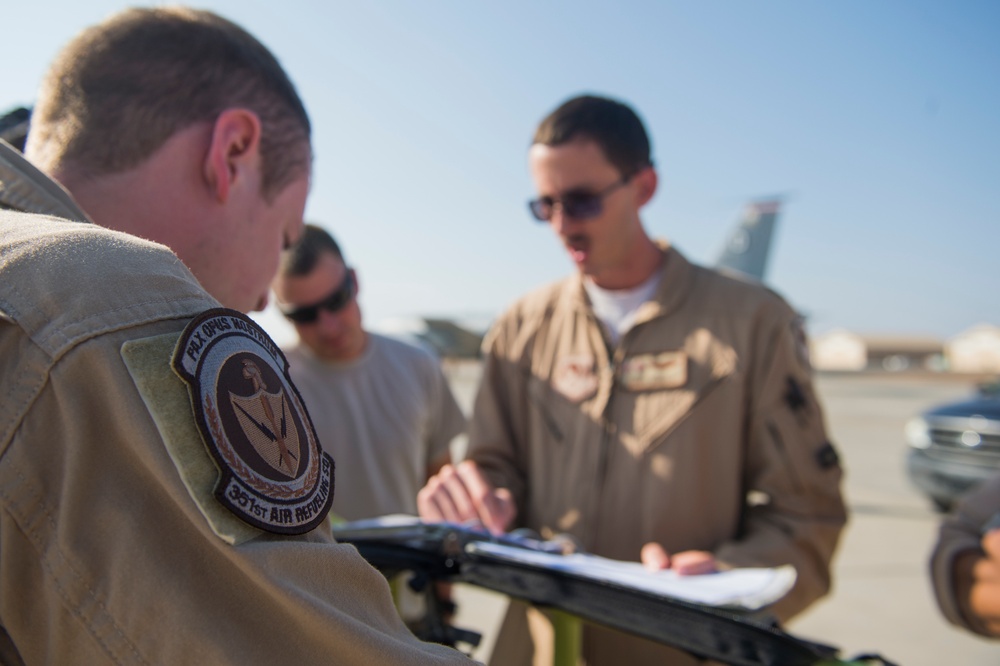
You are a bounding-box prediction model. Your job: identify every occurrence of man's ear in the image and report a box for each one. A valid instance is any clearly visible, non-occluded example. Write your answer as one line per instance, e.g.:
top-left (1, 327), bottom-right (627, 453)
top-left (349, 268), bottom-right (360, 296)
top-left (635, 166), bottom-right (658, 208)
top-left (204, 108), bottom-right (263, 203)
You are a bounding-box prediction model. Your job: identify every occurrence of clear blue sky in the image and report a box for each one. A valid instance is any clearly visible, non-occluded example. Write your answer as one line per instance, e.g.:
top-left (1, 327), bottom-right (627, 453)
top-left (5, 1), bottom-right (998, 347)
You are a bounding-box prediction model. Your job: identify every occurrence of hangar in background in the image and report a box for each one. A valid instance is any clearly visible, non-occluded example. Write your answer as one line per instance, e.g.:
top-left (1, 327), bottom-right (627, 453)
top-left (947, 325), bottom-right (1000, 373)
top-left (811, 325), bottom-right (1000, 374)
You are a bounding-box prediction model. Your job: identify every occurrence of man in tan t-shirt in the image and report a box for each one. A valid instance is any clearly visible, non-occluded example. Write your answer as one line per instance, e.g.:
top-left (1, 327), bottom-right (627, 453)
top-left (273, 224), bottom-right (466, 522)
top-left (272, 224), bottom-right (467, 633)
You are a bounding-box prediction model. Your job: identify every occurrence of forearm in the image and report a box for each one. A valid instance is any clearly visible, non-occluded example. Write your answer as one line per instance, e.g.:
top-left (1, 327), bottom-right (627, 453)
top-left (714, 506), bottom-right (846, 621)
top-left (465, 351), bottom-right (528, 510)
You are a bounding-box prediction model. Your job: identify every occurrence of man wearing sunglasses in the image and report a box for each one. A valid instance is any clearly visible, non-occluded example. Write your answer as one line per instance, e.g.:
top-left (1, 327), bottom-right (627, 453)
top-left (418, 95), bottom-right (846, 665)
top-left (273, 224), bottom-right (466, 523)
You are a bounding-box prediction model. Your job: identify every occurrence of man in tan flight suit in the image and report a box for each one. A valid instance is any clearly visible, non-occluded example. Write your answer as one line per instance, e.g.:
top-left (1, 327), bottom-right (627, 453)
top-left (0, 8), bottom-right (471, 665)
top-left (418, 95), bottom-right (847, 665)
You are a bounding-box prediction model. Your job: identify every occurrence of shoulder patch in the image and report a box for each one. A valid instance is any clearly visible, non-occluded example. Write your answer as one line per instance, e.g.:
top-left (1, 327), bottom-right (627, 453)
top-left (172, 309), bottom-right (334, 534)
top-left (784, 376), bottom-right (808, 414)
top-left (816, 441), bottom-right (841, 470)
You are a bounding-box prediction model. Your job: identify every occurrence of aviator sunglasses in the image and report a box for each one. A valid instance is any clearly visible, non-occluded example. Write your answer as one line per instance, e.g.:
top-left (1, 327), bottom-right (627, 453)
top-left (280, 270), bottom-right (356, 323)
top-left (527, 170), bottom-right (641, 223)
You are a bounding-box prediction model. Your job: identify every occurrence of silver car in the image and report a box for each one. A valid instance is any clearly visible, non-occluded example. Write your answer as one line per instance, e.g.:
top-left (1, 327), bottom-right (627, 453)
top-left (905, 382), bottom-right (1000, 511)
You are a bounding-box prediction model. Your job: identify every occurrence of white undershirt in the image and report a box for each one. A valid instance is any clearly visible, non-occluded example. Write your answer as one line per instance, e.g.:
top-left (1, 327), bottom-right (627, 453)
top-left (584, 267), bottom-right (663, 345)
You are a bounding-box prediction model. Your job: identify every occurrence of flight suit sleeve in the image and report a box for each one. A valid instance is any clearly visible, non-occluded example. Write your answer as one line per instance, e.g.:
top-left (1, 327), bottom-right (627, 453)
top-left (425, 358), bottom-right (467, 469)
top-left (714, 308), bottom-right (848, 622)
top-left (0, 317), bottom-right (474, 665)
top-left (465, 314), bottom-right (531, 519)
top-left (930, 473), bottom-right (1000, 636)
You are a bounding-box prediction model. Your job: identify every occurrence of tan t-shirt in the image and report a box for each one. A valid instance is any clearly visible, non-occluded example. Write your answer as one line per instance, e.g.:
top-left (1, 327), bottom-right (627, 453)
top-left (286, 334), bottom-right (466, 521)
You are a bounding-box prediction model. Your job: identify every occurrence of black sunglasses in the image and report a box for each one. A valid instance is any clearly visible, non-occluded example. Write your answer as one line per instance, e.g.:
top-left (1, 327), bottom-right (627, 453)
top-left (280, 270), bottom-right (356, 323)
top-left (528, 173), bottom-right (634, 223)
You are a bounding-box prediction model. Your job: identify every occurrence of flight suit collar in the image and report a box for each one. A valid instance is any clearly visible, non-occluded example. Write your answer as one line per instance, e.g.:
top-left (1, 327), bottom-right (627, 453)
top-left (0, 138), bottom-right (92, 222)
top-left (566, 240), bottom-right (696, 327)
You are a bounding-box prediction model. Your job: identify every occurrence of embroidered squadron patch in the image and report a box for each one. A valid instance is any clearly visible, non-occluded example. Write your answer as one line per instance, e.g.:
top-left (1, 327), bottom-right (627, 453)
top-left (816, 441), bottom-right (841, 470)
top-left (172, 309), bottom-right (334, 534)
top-left (784, 376), bottom-right (809, 414)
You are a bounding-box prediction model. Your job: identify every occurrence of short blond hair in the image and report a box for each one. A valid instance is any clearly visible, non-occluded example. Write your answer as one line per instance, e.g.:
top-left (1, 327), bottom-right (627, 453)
top-left (26, 6), bottom-right (310, 198)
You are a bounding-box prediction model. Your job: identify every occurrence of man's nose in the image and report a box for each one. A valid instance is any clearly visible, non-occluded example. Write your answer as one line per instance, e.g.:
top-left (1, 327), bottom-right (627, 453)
top-left (316, 307), bottom-right (345, 332)
top-left (549, 203), bottom-right (579, 233)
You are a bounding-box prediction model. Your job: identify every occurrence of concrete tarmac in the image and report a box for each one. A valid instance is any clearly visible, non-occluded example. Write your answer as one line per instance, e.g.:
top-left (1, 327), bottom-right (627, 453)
top-left (440, 364), bottom-right (1000, 664)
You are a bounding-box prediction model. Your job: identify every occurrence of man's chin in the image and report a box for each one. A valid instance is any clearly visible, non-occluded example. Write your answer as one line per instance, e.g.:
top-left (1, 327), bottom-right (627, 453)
top-left (316, 348), bottom-right (344, 362)
top-left (315, 342), bottom-right (352, 362)
top-left (575, 258), bottom-right (598, 277)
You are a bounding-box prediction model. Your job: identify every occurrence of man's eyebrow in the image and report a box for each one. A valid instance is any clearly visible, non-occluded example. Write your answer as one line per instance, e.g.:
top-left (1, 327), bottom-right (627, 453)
top-left (561, 186), bottom-right (602, 197)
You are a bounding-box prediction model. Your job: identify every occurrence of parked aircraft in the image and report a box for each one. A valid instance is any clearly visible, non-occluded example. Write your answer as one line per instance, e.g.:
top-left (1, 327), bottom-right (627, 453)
top-left (0, 106), bottom-right (29, 152)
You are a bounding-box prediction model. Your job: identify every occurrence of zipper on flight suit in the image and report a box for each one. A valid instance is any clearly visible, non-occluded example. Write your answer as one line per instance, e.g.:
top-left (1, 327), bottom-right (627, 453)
top-left (529, 390), bottom-right (564, 442)
top-left (586, 323), bottom-right (629, 552)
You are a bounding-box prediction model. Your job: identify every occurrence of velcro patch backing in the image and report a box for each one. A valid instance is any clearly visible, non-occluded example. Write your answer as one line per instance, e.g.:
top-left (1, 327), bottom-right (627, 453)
top-left (122, 331), bottom-right (260, 545)
top-left (620, 351), bottom-right (688, 391)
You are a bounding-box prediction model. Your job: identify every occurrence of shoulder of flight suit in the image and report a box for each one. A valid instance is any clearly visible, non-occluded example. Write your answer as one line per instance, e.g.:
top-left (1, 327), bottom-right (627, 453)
top-left (482, 275), bottom-right (578, 360)
top-left (693, 260), bottom-right (799, 324)
top-left (0, 139), bottom-right (89, 220)
top-left (0, 211), bottom-right (211, 360)
top-left (0, 212), bottom-right (213, 458)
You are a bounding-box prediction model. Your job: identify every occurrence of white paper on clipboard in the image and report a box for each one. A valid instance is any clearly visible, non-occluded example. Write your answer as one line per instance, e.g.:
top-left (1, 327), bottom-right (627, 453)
top-left (465, 541), bottom-right (796, 611)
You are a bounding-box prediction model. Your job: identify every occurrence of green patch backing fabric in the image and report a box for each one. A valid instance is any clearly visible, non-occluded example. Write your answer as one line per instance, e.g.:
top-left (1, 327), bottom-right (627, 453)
top-left (122, 331), bottom-right (259, 545)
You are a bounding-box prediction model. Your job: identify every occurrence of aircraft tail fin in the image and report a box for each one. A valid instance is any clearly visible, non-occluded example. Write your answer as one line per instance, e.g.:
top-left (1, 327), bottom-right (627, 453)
top-left (714, 199), bottom-right (782, 282)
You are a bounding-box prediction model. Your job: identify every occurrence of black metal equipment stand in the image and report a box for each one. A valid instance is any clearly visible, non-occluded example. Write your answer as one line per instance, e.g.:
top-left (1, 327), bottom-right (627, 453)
top-left (333, 520), bottom-right (895, 666)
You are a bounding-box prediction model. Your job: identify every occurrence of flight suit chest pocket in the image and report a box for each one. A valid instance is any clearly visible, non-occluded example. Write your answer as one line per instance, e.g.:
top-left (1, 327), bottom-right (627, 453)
top-left (525, 361), bottom-right (606, 531)
top-left (618, 347), bottom-right (736, 456)
top-left (528, 355), bottom-right (600, 445)
top-left (620, 351), bottom-right (687, 391)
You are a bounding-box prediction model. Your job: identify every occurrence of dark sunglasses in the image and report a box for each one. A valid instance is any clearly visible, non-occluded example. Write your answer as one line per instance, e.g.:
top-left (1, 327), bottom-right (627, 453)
top-left (528, 174), bottom-right (633, 223)
top-left (280, 270), bottom-right (356, 324)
